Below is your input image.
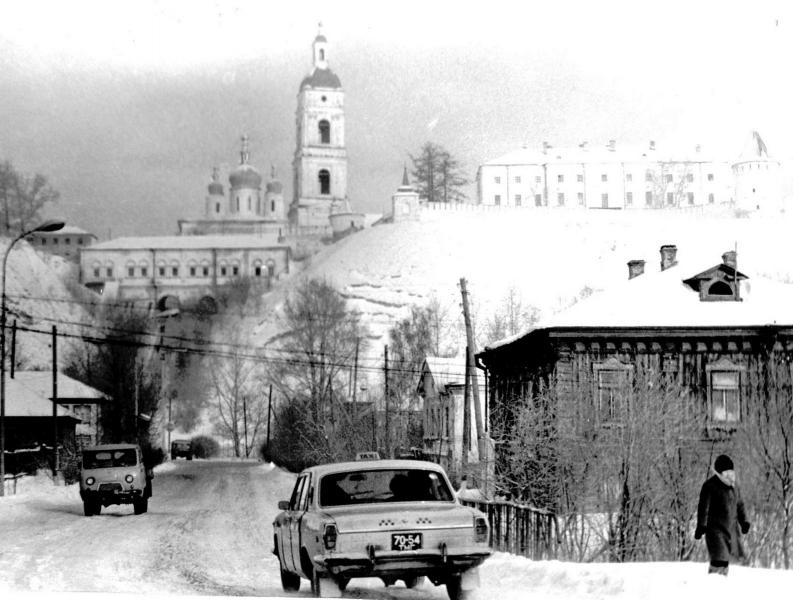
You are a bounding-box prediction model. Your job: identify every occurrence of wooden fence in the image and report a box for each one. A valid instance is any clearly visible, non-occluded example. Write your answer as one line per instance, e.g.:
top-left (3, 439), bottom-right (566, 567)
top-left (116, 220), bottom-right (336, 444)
top-left (460, 498), bottom-right (559, 560)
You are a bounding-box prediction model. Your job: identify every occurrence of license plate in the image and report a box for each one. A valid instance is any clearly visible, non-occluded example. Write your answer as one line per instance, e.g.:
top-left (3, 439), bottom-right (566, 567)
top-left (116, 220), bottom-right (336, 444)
top-left (392, 532), bottom-right (422, 551)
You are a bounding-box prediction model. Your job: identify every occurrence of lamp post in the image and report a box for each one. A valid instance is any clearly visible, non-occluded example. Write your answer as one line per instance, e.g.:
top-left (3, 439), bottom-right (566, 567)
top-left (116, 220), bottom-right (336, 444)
top-left (0, 219), bottom-right (65, 496)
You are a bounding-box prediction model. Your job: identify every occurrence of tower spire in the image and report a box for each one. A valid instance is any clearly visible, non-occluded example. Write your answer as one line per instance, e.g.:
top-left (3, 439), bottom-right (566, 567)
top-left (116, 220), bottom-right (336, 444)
top-left (240, 135), bottom-right (250, 165)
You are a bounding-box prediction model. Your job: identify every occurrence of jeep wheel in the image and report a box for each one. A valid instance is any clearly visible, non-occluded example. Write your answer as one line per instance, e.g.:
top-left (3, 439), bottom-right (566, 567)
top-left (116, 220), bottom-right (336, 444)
top-left (93, 501), bottom-right (102, 515)
top-left (404, 575), bottom-right (425, 588)
top-left (279, 566), bottom-right (300, 592)
top-left (83, 501), bottom-right (94, 516)
top-left (133, 498), bottom-right (148, 515)
top-left (335, 576), bottom-right (349, 591)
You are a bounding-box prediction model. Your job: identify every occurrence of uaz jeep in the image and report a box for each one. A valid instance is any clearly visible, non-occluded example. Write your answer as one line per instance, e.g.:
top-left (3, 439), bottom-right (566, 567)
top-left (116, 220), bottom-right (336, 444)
top-left (79, 443), bottom-right (152, 516)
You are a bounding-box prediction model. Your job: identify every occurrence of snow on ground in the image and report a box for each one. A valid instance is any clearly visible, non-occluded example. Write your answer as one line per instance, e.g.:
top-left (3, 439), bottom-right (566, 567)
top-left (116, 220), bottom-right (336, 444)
top-left (2, 460), bottom-right (793, 600)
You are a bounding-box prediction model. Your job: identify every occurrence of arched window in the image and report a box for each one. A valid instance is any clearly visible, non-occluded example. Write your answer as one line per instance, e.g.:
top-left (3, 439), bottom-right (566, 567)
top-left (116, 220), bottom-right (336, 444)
top-left (319, 49), bottom-right (325, 61)
top-left (219, 261), bottom-right (228, 277)
top-left (319, 120), bottom-right (330, 144)
top-left (215, 202), bottom-right (220, 214)
top-left (266, 259), bottom-right (276, 277)
top-left (271, 200), bottom-right (275, 212)
top-left (248, 197), bottom-right (251, 211)
top-left (319, 169), bottom-right (330, 195)
top-left (708, 281), bottom-right (734, 296)
top-left (253, 260), bottom-right (263, 277)
top-left (171, 260), bottom-right (180, 277)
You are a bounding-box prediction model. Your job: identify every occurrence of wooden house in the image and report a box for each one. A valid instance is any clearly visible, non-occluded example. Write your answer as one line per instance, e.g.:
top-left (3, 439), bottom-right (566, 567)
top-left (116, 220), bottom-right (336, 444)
top-left (477, 245), bottom-right (793, 502)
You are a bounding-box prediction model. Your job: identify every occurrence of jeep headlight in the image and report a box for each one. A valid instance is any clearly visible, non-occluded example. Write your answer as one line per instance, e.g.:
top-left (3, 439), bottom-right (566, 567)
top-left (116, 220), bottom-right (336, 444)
top-left (85, 477), bottom-right (95, 486)
top-left (125, 474), bottom-right (134, 483)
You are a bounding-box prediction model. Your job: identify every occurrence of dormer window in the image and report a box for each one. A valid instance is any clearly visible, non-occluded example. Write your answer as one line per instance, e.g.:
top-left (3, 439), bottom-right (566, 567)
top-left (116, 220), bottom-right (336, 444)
top-left (682, 251), bottom-right (747, 302)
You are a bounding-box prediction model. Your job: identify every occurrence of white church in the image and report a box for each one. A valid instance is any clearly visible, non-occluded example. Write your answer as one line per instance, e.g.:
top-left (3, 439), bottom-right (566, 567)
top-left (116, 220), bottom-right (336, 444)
top-left (80, 26), bottom-right (363, 312)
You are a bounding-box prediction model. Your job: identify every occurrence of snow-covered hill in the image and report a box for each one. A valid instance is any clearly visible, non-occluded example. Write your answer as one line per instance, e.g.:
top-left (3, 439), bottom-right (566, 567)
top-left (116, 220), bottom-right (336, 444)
top-left (250, 208), bottom-right (793, 386)
top-left (0, 239), bottom-right (90, 370)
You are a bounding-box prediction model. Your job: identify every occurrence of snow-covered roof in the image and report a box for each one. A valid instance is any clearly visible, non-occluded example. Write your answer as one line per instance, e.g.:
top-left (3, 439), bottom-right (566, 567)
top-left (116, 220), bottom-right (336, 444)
top-left (13, 371), bottom-right (107, 402)
top-left (6, 380), bottom-right (78, 418)
top-left (485, 253), bottom-right (793, 351)
top-left (86, 234), bottom-right (286, 251)
top-left (421, 356), bottom-right (485, 390)
top-left (32, 225), bottom-right (95, 237)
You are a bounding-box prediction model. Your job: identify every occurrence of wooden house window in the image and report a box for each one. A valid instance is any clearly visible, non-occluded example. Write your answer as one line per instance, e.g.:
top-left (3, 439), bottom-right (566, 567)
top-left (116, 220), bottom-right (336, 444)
top-left (706, 358), bottom-right (744, 425)
top-left (593, 358), bottom-right (633, 425)
top-left (709, 371), bottom-right (741, 423)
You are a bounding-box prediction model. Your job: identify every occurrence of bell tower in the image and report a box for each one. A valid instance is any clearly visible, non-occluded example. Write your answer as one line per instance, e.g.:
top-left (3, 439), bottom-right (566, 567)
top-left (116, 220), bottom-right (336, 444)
top-left (290, 24), bottom-right (348, 231)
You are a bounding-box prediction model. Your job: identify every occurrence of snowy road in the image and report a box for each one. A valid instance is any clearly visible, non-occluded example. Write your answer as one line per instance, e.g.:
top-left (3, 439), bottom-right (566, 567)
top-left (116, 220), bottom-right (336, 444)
top-left (2, 460), bottom-right (793, 600)
top-left (0, 460), bottom-right (452, 598)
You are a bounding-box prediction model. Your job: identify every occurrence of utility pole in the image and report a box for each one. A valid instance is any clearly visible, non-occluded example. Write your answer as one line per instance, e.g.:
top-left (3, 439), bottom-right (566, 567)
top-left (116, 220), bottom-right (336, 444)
top-left (266, 385), bottom-right (272, 454)
top-left (384, 345), bottom-right (390, 459)
top-left (459, 278), bottom-right (485, 475)
top-left (10, 320), bottom-right (16, 379)
top-left (462, 345), bottom-right (470, 473)
top-left (242, 394), bottom-right (249, 458)
top-left (351, 338), bottom-right (359, 421)
top-left (52, 325), bottom-right (58, 478)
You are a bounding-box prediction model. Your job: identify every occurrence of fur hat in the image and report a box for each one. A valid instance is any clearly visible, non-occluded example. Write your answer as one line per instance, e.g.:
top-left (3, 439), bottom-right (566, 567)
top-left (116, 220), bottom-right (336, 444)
top-left (714, 454), bottom-right (734, 473)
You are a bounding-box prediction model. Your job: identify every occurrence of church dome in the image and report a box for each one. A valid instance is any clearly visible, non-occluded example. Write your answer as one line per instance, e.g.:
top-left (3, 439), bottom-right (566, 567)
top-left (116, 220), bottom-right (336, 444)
top-left (229, 164), bottom-right (262, 190)
top-left (208, 167), bottom-right (224, 195)
top-left (266, 179), bottom-right (283, 193)
top-left (300, 67), bottom-right (342, 90)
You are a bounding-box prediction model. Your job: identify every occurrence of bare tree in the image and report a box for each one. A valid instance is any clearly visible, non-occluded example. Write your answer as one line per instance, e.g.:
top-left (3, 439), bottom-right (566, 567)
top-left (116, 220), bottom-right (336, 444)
top-left (0, 161), bottom-right (59, 236)
top-left (410, 142), bottom-right (469, 203)
top-left (482, 287), bottom-right (540, 346)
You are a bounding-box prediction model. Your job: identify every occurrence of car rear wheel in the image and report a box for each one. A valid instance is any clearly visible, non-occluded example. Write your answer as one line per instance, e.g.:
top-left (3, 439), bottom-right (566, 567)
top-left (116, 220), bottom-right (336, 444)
top-left (133, 498), bottom-right (148, 515)
top-left (83, 501), bottom-right (94, 516)
top-left (93, 501), bottom-right (102, 515)
top-left (335, 576), bottom-right (349, 591)
top-left (446, 574), bottom-right (472, 600)
top-left (404, 575), bottom-right (425, 588)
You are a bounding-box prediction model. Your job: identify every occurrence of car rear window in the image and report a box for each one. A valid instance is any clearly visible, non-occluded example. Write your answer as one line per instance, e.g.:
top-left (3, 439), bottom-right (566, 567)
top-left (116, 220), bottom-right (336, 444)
top-left (83, 449), bottom-right (138, 469)
top-left (319, 468), bottom-right (454, 507)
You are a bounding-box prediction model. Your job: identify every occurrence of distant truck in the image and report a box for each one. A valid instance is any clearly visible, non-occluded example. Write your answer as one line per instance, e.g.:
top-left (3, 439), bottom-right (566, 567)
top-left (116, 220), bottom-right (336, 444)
top-left (170, 439), bottom-right (193, 460)
top-left (79, 443), bottom-right (152, 516)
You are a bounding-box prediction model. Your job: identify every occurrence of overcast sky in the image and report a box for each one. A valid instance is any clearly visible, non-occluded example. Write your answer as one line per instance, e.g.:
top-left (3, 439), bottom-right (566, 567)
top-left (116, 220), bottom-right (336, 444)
top-left (0, 0), bottom-right (790, 238)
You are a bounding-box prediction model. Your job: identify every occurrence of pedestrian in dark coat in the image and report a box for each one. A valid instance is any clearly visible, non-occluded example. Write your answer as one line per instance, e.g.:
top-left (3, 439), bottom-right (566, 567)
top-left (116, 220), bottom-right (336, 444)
top-left (695, 454), bottom-right (750, 575)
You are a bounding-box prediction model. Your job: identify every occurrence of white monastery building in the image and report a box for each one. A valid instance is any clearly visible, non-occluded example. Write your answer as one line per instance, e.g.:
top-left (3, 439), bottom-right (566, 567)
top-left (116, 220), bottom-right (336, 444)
top-left (80, 234), bottom-right (289, 313)
top-left (477, 131), bottom-right (782, 213)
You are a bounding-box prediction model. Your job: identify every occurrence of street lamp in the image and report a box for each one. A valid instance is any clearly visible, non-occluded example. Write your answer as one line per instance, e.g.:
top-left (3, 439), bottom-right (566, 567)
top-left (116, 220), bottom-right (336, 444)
top-left (0, 219), bottom-right (65, 496)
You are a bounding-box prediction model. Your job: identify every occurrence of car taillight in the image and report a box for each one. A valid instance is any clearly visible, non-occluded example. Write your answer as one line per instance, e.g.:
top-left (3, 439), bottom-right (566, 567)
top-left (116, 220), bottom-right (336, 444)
top-left (125, 474), bottom-right (134, 483)
top-left (85, 477), bottom-right (95, 486)
top-left (474, 516), bottom-right (488, 543)
top-left (323, 523), bottom-right (338, 550)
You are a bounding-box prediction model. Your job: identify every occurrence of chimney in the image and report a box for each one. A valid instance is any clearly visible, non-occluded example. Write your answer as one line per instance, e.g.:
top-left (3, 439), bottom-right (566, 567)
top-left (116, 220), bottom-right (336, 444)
top-left (660, 244), bottom-right (678, 271)
top-left (627, 259), bottom-right (646, 280)
top-left (607, 139), bottom-right (616, 152)
top-left (649, 140), bottom-right (656, 151)
top-left (722, 250), bottom-right (737, 268)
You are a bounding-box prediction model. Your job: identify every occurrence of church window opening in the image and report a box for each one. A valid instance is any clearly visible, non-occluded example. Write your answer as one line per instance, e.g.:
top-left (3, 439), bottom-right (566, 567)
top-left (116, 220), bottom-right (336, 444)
top-left (236, 196), bottom-right (240, 211)
top-left (65, 238), bottom-right (71, 245)
top-left (248, 197), bottom-right (251, 211)
top-left (128, 267), bottom-right (134, 277)
top-left (220, 266), bottom-right (227, 276)
top-left (319, 120), bottom-right (330, 144)
top-left (271, 200), bottom-right (275, 212)
top-left (267, 260), bottom-right (275, 277)
top-left (319, 49), bottom-right (325, 61)
top-left (172, 266), bottom-right (179, 277)
top-left (93, 268), bottom-right (100, 278)
top-left (53, 238), bottom-right (58, 245)
top-left (190, 266), bottom-right (196, 277)
top-left (709, 193), bottom-right (715, 204)
top-left (232, 264), bottom-right (239, 276)
top-left (202, 266), bottom-right (209, 277)
top-left (255, 265), bottom-right (262, 277)
top-left (106, 267), bottom-right (113, 277)
top-left (515, 194), bottom-right (521, 206)
top-left (141, 267), bottom-right (147, 277)
top-left (78, 238), bottom-right (83, 245)
top-left (494, 194), bottom-right (501, 205)
top-left (535, 194), bottom-right (542, 206)
top-left (319, 169), bottom-right (330, 195)
top-left (41, 238), bottom-right (47, 245)
top-left (321, 95), bottom-right (327, 102)
top-left (708, 173), bottom-right (714, 182)
top-left (159, 267), bottom-right (166, 277)
top-left (216, 202), bottom-right (220, 214)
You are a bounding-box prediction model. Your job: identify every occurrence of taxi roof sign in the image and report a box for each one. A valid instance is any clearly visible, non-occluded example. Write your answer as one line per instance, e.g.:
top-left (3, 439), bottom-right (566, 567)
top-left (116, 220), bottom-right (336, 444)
top-left (355, 451), bottom-right (381, 461)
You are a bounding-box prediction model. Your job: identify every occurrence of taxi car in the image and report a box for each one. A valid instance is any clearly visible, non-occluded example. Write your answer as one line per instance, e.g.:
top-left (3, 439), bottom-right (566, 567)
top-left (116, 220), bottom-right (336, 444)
top-left (272, 458), bottom-right (490, 599)
top-left (79, 443), bottom-right (152, 516)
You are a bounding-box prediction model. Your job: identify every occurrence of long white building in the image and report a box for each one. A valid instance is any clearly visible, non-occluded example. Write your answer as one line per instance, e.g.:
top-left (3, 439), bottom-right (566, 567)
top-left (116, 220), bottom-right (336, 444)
top-left (477, 132), bottom-right (782, 213)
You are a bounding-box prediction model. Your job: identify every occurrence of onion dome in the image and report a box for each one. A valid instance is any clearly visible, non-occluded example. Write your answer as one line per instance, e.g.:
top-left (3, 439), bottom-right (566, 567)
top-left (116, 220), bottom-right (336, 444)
top-left (266, 165), bottom-right (283, 193)
top-left (228, 135), bottom-right (262, 190)
top-left (208, 166), bottom-right (224, 195)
